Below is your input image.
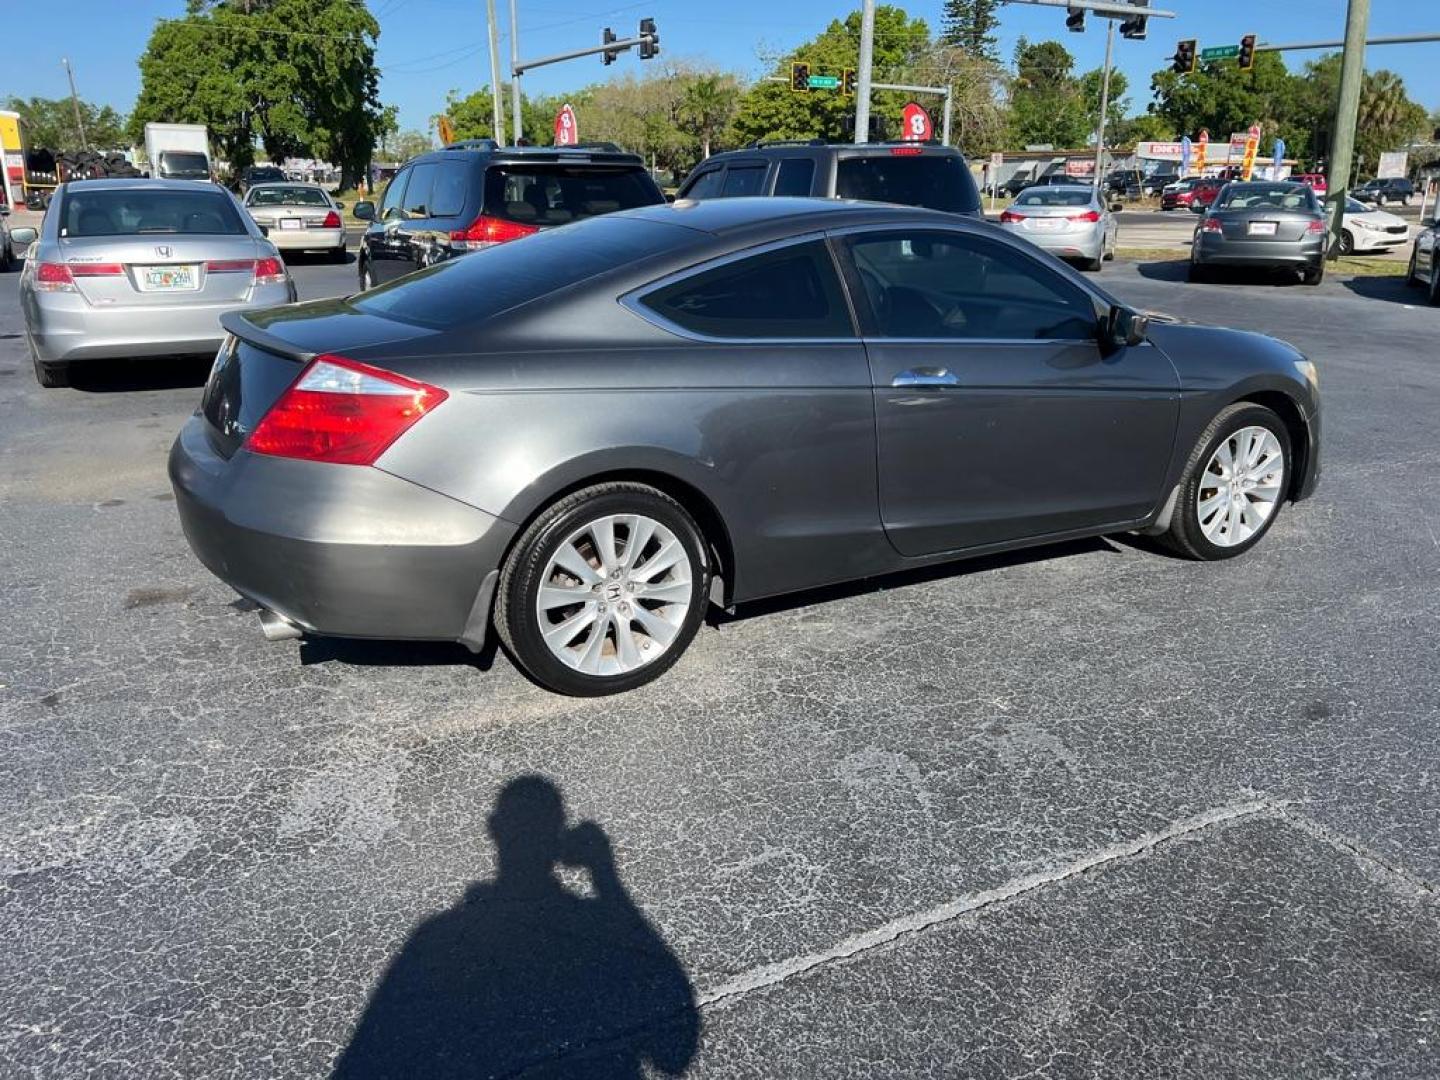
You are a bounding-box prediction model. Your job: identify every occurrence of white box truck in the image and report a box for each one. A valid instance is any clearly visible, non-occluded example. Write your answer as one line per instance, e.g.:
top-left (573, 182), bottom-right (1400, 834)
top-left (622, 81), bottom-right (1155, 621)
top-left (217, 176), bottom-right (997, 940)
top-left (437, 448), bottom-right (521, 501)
top-left (143, 123), bottom-right (212, 181)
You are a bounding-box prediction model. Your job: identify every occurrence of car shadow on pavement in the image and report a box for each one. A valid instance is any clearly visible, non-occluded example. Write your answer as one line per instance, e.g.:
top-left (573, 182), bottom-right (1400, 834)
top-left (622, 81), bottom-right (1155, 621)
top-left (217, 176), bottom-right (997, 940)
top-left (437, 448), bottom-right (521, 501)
top-left (709, 535), bottom-right (1120, 629)
top-left (330, 775), bottom-right (700, 1080)
top-left (1134, 259), bottom-right (1305, 287)
top-left (299, 634), bottom-right (499, 672)
top-left (1339, 275), bottom-right (1431, 305)
top-left (66, 354), bottom-right (213, 392)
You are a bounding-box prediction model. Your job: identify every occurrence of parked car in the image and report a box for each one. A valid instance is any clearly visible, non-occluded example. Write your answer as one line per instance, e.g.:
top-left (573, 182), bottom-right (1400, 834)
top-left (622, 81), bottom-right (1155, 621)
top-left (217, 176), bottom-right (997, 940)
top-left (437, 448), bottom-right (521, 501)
top-left (1003, 171), bottom-right (1039, 197)
top-left (1290, 172), bottom-right (1328, 198)
top-left (243, 182), bottom-right (346, 261)
top-left (998, 184), bottom-right (1118, 270)
top-left (675, 141), bottom-right (982, 217)
top-left (1127, 171), bottom-right (1179, 198)
top-left (1161, 177), bottom-right (1223, 212)
top-left (15, 178), bottom-right (295, 387)
top-left (1190, 181), bottom-right (1327, 286)
top-left (0, 203), bottom-right (15, 272)
top-left (352, 140), bottom-right (665, 290)
top-left (1337, 196), bottom-right (1408, 254)
top-left (170, 198), bottom-right (1320, 696)
top-left (1405, 211), bottom-right (1439, 304)
top-left (238, 165), bottom-right (288, 193)
top-left (1353, 177), bottom-right (1415, 206)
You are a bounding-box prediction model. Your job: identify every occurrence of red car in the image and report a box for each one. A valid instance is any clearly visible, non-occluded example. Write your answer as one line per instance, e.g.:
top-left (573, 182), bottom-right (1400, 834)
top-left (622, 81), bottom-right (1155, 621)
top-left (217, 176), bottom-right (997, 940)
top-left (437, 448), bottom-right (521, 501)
top-left (1160, 177), bottom-right (1224, 211)
top-left (1291, 172), bottom-right (1328, 197)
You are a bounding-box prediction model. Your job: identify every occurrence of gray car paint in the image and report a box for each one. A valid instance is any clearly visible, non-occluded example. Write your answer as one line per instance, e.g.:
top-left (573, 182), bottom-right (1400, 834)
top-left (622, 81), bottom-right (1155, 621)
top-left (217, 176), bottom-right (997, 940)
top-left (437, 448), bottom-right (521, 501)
top-left (170, 198), bottom-right (1321, 649)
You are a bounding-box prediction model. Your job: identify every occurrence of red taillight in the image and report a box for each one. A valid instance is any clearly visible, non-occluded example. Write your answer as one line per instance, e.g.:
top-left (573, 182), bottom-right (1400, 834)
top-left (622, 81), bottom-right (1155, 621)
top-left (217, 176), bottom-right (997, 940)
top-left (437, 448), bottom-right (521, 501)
top-left (245, 354), bottom-right (448, 466)
top-left (322, 210), bottom-right (342, 229)
top-left (36, 262), bottom-right (77, 292)
top-left (999, 210), bottom-right (1024, 224)
top-left (449, 214), bottom-right (539, 250)
top-left (204, 257), bottom-right (287, 285)
top-left (68, 263), bottom-right (125, 276)
top-left (1306, 219), bottom-right (1326, 234)
top-left (1067, 210), bottom-right (1102, 223)
top-left (889, 145), bottom-right (923, 156)
top-left (254, 256), bottom-right (287, 285)
top-left (1201, 217), bottom-right (1223, 233)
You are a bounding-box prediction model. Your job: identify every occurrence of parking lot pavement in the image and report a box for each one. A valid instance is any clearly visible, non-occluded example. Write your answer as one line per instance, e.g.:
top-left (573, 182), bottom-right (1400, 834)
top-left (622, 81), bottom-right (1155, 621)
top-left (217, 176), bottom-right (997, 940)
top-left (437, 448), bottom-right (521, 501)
top-left (2, 256), bottom-right (1438, 1077)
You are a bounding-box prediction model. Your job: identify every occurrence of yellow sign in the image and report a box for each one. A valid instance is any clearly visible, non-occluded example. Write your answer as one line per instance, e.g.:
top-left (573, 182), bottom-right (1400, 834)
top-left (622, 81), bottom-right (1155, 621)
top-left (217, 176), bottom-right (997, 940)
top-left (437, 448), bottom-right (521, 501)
top-left (437, 116), bottom-right (454, 146)
top-left (1240, 124), bottom-right (1261, 181)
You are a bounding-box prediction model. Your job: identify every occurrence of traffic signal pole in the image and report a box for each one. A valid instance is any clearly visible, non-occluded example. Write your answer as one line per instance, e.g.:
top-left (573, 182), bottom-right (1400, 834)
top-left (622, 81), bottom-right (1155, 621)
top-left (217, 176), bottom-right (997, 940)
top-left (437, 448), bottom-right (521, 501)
top-left (1326, 0), bottom-right (1370, 260)
top-left (855, 0), bottom-right (876, 144)
top-left (486, 0), bottom-right (506, 143)
top-left (509, 0), bottom-right (524, 142)
top-left (1092, 19), bottom-right (1115, 193)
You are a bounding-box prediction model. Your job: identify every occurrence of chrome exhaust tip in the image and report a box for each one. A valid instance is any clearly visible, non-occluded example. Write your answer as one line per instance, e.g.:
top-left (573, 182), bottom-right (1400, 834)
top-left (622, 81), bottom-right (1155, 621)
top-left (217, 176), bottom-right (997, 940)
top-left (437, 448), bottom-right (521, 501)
top-left (258, 608), bottom-right (304, 642)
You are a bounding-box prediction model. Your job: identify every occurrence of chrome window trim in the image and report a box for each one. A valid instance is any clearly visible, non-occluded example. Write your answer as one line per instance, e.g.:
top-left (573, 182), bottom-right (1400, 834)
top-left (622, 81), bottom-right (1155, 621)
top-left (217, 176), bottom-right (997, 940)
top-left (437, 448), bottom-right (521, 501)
top-left (619, 231), bottom-right (862, 345)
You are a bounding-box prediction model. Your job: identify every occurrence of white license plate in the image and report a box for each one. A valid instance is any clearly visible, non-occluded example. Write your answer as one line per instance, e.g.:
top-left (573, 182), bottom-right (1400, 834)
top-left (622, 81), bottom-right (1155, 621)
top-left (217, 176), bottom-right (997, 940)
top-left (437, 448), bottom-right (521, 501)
top-left (279, 218), bottom-right (302, 230)
top-left (139, 265), bottom-right (198, 291)
top-left (1247, 221), bottom-right (1278, 236)
top-left (1031, 218), bottom-right (1062, 230)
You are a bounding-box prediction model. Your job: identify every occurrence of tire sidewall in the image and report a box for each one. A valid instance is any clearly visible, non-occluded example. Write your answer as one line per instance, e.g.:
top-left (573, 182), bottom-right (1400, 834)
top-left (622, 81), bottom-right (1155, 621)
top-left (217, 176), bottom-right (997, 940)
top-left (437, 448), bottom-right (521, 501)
top-left (500, 488), bottom-right (710, 696)
top-left (1173, 405), bottom-right (1292, 561)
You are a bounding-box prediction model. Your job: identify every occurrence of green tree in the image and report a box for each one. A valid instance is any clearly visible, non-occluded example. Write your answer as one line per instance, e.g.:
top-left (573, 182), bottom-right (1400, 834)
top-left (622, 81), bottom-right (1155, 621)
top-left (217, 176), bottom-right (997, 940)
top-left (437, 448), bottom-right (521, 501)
top-left (1009, 38), bottom-right (1088, 148)
top-left (3, 95), bottom-right (129, 151)
top-left (730, 6), bottom-right (930, 144)
top-left (1080, 66), bottom-right (1129, 139)
top-left (1147, 51), bottom-right (1305, 162)
top-left (940, 0), bottom-right (1002, 63)
top-left (390, 130), bottom-right (434, 162)
top-left (678, 74), bottom-right (741, 160)
top-left (1110, 112), bottom-right (1173, 146)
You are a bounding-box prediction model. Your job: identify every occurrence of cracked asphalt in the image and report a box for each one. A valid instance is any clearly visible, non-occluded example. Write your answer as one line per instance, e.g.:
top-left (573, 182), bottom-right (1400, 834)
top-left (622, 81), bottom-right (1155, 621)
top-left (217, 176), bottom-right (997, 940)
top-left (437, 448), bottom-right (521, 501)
top-left (1, 253), bottom-right (1438, 1078)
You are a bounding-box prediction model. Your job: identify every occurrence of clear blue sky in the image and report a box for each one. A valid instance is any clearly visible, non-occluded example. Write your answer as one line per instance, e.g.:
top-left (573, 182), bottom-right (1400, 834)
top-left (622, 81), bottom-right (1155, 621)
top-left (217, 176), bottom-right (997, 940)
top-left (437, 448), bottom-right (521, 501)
top-left (4, 0), bottom-right (1437, 138)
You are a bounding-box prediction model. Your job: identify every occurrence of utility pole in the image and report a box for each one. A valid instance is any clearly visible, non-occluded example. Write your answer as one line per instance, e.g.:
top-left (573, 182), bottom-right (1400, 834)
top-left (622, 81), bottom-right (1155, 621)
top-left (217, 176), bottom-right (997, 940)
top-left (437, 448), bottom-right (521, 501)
top-left (1092, 19), bottom-right (1115, 192)
top-left (61, 57), bottom-right (88, 151)
top-left (485, 0), bottom-right (506, 144)
top-left (1326, 0), bottom-right (1369, 259)
top-left (509, 0), bottom-right (523, 142)
top-left (854, 0), bottom-right (875, 144)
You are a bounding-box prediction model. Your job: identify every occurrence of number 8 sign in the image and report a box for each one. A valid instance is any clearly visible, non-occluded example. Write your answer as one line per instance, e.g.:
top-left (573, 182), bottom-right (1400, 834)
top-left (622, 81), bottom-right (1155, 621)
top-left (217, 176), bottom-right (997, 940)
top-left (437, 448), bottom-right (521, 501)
top-left (901, 102), bottom-right (933, 143)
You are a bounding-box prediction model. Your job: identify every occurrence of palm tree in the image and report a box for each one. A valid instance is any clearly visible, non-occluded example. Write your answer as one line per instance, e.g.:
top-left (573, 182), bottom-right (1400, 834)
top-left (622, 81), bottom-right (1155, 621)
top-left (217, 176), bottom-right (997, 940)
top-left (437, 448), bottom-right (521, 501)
top-left (678, 75), bottom-right (739, 161)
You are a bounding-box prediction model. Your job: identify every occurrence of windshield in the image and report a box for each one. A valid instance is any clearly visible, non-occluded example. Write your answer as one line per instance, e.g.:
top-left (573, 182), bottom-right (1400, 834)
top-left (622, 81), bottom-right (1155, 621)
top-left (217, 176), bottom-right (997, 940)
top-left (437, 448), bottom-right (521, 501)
top-left (1015, 188), bottom-right (1094, 207)
top-left (836, 154), bottom-right (981, 214)
top-left (1345, 197), bottom-right (1369, 214)
top-left (59, 189), bottom-right (247, 236)
top-left (247, 186), bottom-right (330, 207)
top-left (157, 151), bottom-right (209, 179)
top-left (482, 165), bottom-right (663, 228)
top-left (1215, 185), bottom-right (1317, 212)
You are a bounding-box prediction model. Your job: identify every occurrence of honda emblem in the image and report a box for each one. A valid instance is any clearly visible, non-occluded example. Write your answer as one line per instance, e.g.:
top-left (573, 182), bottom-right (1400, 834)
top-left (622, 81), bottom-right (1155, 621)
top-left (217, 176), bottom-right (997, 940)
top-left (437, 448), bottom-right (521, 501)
top-left (155, 245), bottom-right (173, 258)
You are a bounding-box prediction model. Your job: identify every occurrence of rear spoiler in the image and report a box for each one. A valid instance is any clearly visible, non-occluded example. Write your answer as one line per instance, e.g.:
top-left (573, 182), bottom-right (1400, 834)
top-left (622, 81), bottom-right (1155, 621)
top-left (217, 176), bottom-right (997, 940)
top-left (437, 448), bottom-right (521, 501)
top-left (219, 310), bottom-right (317, 364)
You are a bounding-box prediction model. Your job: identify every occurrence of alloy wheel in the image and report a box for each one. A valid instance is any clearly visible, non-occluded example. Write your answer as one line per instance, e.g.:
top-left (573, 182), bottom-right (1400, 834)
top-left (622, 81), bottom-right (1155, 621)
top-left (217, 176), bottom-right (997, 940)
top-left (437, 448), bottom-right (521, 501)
top-left (1196, 426), bottom-right (1286, 548)
top-left (534, 513), bottom-right (693, 676)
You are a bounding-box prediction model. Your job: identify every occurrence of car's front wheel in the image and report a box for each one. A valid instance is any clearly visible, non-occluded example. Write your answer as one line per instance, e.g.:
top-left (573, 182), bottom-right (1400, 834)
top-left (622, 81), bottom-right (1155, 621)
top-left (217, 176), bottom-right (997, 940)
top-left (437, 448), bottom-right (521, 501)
top-left (1406, 247), bottom-right (1422, 287)
top-left (1160, 403), bottom-right (1292, 560)
top-left (358, 260), bottom-right (373, 291)
top-left (495, 482), bottom-right (711, 696)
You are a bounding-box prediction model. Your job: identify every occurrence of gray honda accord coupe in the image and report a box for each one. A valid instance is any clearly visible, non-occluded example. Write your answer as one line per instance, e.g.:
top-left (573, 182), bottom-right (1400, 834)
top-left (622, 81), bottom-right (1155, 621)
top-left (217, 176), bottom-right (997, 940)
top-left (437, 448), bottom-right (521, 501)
top-left (170, 198), bottom-right (1321, 695)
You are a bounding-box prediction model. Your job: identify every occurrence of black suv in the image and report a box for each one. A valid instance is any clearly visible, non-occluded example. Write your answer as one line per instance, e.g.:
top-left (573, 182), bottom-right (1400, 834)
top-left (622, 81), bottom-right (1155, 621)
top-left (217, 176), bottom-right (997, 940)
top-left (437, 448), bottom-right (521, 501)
top-left (239, 165), bottom-right (287, 192)
top-left (1353, 177), bottom-right (1416, 206)
top-left (675, 141), bottom-right (982, 217)
top-left (352, 140), bottom-right (666, 288)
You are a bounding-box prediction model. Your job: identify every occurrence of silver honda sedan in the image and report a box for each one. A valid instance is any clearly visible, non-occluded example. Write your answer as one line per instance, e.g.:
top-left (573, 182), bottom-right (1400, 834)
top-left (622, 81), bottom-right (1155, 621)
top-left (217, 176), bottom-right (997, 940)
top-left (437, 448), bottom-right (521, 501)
top-left (16, 178), bottom-right (296, 387)
top-left (998, 184), bottom-right (1119, 271)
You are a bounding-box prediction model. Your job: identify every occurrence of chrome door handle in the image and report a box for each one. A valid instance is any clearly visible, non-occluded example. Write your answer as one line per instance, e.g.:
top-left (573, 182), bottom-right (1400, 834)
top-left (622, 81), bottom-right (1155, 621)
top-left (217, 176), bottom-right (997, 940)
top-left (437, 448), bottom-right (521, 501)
top-left (891, 367), bottom-right (958, 388)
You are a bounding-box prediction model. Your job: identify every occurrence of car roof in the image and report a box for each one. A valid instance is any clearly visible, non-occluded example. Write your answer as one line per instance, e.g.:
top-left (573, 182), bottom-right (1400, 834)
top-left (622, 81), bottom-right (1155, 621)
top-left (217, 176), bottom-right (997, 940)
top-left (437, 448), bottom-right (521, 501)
top-left (407, 141), bottom-right (645, 167)
top-left (701, 142), bottom-right (967, 161)
top-left (62, 178), bottom-right (228, 193)
top-left (1019, 184), bottom-right (1094, 193)
top-left (246, 182), bottom-right (326, 190)
top-left (618, 196), bottom-right (979, 238)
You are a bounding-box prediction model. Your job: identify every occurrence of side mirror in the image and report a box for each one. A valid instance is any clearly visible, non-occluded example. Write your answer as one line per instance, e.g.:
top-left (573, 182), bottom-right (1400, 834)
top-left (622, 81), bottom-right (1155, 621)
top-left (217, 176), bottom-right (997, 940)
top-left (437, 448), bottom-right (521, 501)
top-left (10, 226), bottom-right (38, 248)
top-left (352, 201), bottom-right (376, 221)
top-left (1103, 306), bottom-right (1149, 352)
top-left (333, 201), bottom-right (346, 210)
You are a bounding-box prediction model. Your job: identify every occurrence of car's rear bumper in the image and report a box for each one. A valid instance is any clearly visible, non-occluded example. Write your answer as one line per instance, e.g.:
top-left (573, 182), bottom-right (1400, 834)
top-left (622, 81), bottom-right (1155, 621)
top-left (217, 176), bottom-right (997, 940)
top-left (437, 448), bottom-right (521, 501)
top-left (1003, 224), bottom-right (1104, 261)
top-left (25, 282), bottom-right (296, 363)
top-left (1194, 235), bottom-right (1324, 268)
top-left (168, 414), bottom-right (517, 645)
top-left (268, 228), bottom-right (344, 251)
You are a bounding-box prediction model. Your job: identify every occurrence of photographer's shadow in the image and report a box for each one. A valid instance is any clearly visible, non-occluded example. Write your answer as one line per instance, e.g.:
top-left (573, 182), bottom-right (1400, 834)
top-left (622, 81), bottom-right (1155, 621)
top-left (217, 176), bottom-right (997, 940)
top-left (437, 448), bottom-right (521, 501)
top-left (332, 776), bottom-right (699, 1079)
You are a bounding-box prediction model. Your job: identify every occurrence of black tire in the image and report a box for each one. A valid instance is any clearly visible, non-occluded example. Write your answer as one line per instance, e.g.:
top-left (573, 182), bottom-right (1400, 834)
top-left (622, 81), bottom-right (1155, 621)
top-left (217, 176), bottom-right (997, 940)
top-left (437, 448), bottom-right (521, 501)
top-left (1086, 255), bottom-right (1103, 272)
top-left (330, 245), bottom-right (347, 264)
top-left (1406, 248), bottom-right (1422, 288)
top-left (0, 240), bottom-right (12, 273)
top-left (1337, 229), bottom-right (1354, 256)
top-left (1301, 262), bottom-right (1324, 286)
top-left (358, 260), bottom-right (372, 291)
top-left (495, 482), bottom-right (712, 696)
top-left (1187, 258), bottom-right (1209, 283)
top-left (32, 354), bottom-right (70, 388)
top-left (1430, 263), bottom-right (1440, 307)
top-left (1159, 403), bottom-right (1292, 561)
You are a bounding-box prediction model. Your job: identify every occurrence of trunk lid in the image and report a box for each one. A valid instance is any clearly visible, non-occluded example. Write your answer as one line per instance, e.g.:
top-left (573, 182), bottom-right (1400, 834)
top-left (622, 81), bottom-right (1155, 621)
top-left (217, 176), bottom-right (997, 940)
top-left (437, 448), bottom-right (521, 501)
top-left (1217, 210), bottom-right (1317, 242)
top-left (58, 234), bottom-right (265, 306)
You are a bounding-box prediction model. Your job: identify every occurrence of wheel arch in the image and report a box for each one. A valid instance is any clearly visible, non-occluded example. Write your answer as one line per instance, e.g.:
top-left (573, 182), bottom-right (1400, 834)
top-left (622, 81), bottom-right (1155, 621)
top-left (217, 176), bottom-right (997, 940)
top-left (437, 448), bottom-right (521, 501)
top-left (1233, 389), bottom-right (1310, 501)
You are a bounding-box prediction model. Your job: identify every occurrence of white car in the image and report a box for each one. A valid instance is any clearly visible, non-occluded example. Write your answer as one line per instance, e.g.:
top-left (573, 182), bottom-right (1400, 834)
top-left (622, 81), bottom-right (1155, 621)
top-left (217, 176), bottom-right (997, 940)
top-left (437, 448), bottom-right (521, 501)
top-left (1340, 196), bottom-right (1408, 254)
top-left (242, 182), bottom-right (346, 261)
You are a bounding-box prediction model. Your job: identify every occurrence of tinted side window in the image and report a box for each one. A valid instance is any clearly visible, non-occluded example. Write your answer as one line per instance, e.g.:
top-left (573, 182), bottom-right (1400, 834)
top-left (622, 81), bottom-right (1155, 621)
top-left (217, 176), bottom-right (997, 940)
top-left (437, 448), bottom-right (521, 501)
top-left (835, 155), bottom-right (981, 214)
top-left (430, 161), bottom-right (470, 217)
top-left (682, 168), bottom-right (724, 199)
top-left (640, 240), bottom-right (852, 339)
top-left (379, 169), bottom-right (410, 220)
top-left (402, 163), bottom-right (439, 218)
top-left (720, 165), bottom-right (767, 197)
top-left (773, 159), bottom-right (817, 197)
top-left (846, 231), bottom-right (1097, 341)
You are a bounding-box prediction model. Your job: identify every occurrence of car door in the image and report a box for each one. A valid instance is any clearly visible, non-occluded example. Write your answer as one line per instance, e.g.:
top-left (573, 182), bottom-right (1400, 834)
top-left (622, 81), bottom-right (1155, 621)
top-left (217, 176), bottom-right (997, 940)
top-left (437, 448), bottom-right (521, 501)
top-left (835, 226), bottom-right (1181, 557)
top-left (366, 166), bottom-right (411, 284)
top-left (394, 161), bottom-right (440, 274)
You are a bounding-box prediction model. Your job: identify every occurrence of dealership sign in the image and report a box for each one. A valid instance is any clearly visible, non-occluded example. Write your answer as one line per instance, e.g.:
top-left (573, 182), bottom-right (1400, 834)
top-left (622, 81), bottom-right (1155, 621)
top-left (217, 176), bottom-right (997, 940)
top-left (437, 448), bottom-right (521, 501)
top-left (554, 103), bottom-right (578, 147)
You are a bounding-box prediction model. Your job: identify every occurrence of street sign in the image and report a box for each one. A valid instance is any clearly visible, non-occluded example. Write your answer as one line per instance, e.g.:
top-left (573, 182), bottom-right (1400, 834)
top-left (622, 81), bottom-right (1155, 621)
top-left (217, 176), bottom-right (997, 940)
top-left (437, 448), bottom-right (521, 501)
top-left (901, 102), bottom-right (933, 143)
top-left (437, 116), bottom-right (454, 145)
top-left (1201, 45), bottom-right (1239, 60)
top-left (553, 103), bottom-right (578, 147)
top-left (807, 75), bottom-right (840, 90)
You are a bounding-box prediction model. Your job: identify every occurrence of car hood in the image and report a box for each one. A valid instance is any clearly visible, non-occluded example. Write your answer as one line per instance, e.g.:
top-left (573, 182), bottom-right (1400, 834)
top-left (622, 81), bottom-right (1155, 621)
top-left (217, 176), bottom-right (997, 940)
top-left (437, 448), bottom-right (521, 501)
top-left (1350, 207), bottom-right (1405, 228)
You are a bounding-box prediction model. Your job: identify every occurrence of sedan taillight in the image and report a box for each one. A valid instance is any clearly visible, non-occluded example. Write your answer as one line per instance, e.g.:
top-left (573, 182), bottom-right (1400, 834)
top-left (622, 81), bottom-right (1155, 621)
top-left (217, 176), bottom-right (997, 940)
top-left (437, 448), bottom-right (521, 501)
top-left (449, 214), bottom-right (539, 250)
top-left (1068, 210), bottom-right (1102, 223)
top-left (1201, 217), bottom-right (1224, 234)
top-left (204, 257), bottom-right (289, 285)
top-left (999, 210), bottom-right (1024, 224)
top-left (322, 210), bottom-right (342, 229)
top-left (246, 354), bottom-right (448, 466)
top-left (1306, 219), bottom-right (1326, 234)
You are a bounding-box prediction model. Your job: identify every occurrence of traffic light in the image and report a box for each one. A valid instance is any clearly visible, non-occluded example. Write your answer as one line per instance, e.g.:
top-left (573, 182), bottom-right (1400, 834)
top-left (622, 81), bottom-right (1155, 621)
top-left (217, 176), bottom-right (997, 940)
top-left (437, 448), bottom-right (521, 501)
top-left (842, 68), bottom-right (857, 97)
top-left (1119, 0), bottom-right (1149, 41)
top-left (1065, 6), bottom-right (1085, 33)
top-left (791, 61), bottom-right (810, 93)
top-left (638, 17), bottom-right (658, 61)
top-left (601, 26), bottom-right (617, 66)
top-left (1172, 39), bottom-right (1196, 74)
top-left (1237, 33), bottom-right (1256, 71)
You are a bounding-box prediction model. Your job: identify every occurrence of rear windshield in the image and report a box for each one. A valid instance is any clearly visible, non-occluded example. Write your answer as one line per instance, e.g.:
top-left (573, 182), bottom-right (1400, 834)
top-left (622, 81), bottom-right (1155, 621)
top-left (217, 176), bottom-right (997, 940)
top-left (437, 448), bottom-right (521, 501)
top-left (352, 215), bottom-right (683, 329)
top-left (60, 189), bottom-right (247, 237)
top-left (158, 151), bottom-right (209, 178)
top-left (248, 187), bottom-right (329, 207)
top-left (483, 164), bottom-right (665, 227)
top-left (1215, 185), bottom-right (1317, 212)
top-left (835, 154), bottom-right (980, 214)
top-left (1015, 188), bottom-right (1094, 207)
